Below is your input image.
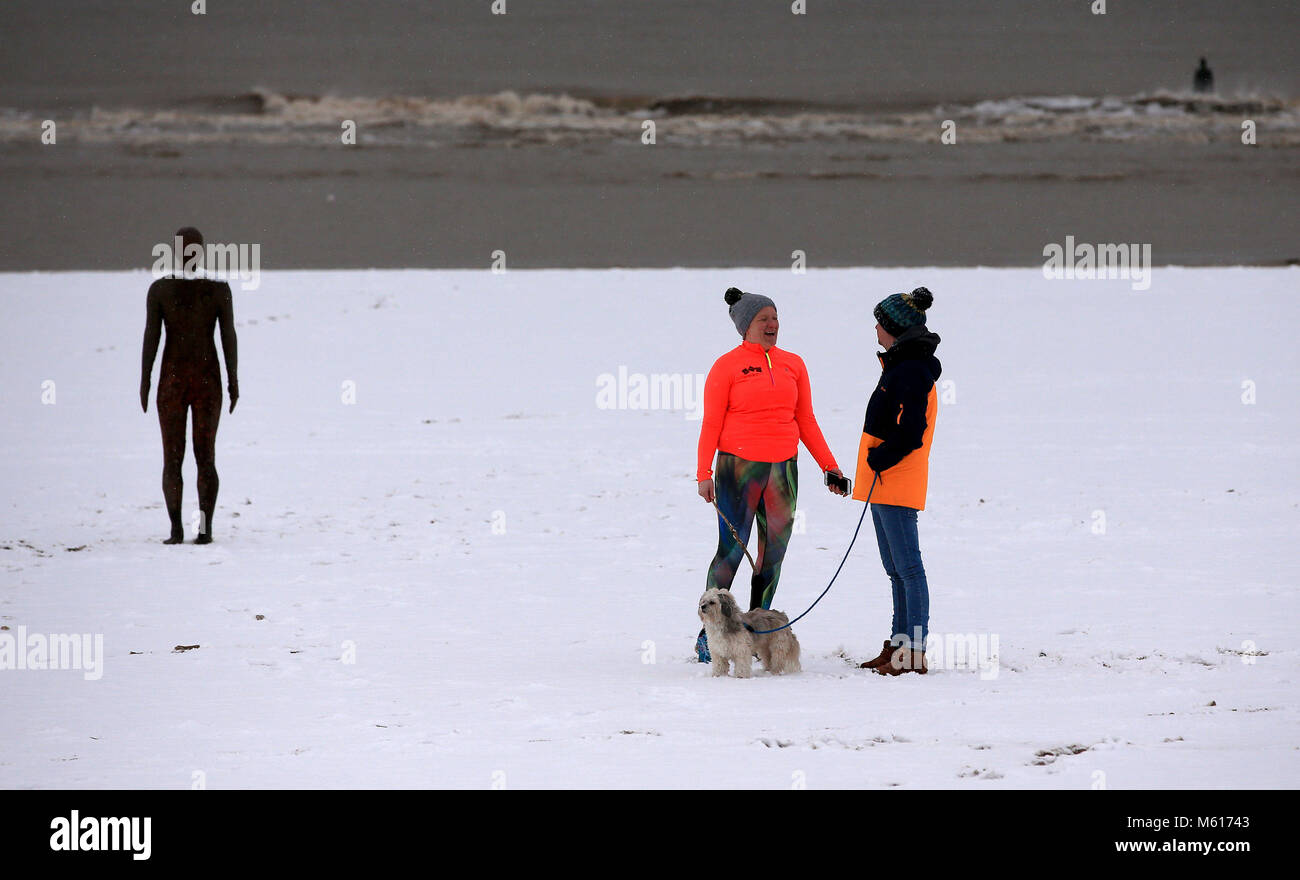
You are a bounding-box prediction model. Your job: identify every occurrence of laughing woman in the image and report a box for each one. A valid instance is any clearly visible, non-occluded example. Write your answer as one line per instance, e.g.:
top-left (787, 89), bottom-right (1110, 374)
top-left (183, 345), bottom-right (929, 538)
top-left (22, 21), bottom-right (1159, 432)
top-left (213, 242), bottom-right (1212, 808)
top-left (695, 287), bottom-right (847, 661)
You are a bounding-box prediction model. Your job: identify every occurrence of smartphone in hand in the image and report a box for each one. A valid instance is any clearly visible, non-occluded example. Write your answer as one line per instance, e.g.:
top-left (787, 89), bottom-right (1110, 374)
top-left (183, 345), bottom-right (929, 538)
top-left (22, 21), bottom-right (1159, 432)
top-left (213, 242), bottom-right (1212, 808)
top-left (824, 471), bottom-right (851, 494)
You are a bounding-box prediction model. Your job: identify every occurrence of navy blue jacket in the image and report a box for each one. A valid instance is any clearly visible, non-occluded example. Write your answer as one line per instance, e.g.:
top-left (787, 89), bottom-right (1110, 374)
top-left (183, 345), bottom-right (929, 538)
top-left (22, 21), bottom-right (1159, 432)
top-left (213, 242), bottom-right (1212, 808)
top-left (864, 326), bottom-right (942, 473)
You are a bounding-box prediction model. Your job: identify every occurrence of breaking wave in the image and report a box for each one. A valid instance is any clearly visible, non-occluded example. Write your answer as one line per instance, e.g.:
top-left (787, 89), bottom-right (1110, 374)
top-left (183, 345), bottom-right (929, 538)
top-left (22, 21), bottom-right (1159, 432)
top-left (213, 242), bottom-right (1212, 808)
top-left (2, 87), bottom-right (1296, 148)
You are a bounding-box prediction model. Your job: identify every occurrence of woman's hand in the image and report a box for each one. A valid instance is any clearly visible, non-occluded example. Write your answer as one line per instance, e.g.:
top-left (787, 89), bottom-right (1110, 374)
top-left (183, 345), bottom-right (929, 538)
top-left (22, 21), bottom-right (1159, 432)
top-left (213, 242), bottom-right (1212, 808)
top-left (698, 479), bottom-right (715, 503)
top-left (826, 467), bottom-right (849, 496)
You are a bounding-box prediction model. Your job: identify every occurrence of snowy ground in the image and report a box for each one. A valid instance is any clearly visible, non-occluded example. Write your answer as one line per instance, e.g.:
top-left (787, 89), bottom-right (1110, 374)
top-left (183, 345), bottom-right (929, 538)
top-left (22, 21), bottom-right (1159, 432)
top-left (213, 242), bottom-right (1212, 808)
top-left (1, 267), bottom-right (1297, 789)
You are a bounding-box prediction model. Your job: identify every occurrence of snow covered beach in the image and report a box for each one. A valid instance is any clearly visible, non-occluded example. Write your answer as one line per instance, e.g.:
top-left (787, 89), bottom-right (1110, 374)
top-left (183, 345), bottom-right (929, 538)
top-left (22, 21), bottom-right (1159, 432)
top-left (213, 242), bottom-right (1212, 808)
top-left (1, 267), bottom-right (1296, 788)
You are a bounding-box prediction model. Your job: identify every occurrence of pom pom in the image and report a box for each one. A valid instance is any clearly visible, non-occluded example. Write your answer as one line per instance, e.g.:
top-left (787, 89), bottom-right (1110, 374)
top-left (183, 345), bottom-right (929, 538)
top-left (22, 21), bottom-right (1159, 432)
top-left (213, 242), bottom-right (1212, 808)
top-left (909, 286), bottom-right (933, 310)
top-left (724, 287), bottom-right (744, 306)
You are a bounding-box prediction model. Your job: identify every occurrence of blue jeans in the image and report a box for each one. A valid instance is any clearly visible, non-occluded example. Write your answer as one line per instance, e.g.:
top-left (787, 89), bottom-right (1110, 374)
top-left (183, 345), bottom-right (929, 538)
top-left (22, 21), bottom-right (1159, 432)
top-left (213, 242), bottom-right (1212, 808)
top-left (871, 503), bottom-right (929, 650)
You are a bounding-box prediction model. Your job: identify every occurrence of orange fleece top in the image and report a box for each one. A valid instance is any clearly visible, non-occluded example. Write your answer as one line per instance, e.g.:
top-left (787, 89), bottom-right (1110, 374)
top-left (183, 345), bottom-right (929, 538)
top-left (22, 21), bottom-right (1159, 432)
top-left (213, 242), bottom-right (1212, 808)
top-left (696, 341), bottom-right (839, 481)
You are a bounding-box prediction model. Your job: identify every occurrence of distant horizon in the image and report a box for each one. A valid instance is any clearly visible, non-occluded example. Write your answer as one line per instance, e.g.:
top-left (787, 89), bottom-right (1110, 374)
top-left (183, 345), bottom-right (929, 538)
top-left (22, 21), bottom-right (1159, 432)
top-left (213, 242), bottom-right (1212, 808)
top-left (5, 1), bottom-right (1299, 109)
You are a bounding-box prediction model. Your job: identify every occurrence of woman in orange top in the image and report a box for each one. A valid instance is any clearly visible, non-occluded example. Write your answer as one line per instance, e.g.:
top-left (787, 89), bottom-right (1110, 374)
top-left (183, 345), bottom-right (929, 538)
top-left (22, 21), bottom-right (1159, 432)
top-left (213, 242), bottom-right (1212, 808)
top-left (695, 287), bottom-right (846, 660)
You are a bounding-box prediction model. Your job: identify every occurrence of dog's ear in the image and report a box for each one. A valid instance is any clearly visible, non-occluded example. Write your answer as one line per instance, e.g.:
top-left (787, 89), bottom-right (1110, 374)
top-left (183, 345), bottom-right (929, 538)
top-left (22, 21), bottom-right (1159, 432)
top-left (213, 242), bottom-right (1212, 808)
top-left (720, 591), bottom-right (734, 617)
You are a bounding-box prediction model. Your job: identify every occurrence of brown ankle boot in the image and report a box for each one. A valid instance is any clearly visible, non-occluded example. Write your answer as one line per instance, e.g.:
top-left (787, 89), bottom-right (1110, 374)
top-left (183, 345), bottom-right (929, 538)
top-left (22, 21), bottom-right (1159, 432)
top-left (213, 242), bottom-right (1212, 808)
top-left (859, 640), bottom-right (896, 669)
top-left (874, 646), bottom-right (929, 676)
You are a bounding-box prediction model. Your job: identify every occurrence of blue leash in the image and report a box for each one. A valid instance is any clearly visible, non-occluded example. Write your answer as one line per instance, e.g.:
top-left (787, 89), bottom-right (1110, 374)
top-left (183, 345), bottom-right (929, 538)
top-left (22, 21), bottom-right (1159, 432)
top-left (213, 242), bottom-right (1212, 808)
top-left (719, 473), bottom-right (877, 635)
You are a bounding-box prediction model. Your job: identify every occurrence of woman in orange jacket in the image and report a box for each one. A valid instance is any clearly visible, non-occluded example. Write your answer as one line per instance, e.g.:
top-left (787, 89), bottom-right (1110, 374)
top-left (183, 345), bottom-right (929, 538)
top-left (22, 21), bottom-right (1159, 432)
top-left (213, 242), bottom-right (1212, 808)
top-left (853, 287), bottom-right (942, 676)
top-left (695, 287), bottom-right (847, 661)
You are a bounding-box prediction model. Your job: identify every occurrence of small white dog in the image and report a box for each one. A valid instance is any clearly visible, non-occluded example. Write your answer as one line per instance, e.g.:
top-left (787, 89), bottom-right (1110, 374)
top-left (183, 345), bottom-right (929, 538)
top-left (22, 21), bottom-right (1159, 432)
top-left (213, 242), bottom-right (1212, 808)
top-left (697, 588), bottom-right (801, 677)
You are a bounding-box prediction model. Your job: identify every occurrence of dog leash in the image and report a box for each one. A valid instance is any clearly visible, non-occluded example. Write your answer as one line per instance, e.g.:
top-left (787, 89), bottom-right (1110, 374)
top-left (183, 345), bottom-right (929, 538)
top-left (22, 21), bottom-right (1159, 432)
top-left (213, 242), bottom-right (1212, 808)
top-left (711, 499), bottom-right (758, 572)
top-left (741, 472), bottom-right (878, 635)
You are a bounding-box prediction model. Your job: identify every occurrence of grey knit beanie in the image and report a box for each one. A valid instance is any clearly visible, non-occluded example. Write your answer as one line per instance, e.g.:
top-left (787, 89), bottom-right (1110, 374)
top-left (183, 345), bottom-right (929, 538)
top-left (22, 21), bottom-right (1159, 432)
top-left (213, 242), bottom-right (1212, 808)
top-left (725, 287), bottom-right (776, 337)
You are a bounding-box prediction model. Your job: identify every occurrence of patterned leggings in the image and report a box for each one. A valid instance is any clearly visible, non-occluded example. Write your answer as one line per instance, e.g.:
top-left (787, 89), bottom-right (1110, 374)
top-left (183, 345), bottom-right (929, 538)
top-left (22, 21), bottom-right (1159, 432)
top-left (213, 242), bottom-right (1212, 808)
top-left (706, 453), bottom-right (799, 610)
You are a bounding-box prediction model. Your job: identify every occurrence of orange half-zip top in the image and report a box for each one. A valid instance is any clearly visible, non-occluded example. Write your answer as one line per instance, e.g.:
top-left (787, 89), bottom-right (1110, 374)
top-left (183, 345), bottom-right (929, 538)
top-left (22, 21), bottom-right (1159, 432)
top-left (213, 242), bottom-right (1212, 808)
top-left (696, 341), bottom-right (838, 481)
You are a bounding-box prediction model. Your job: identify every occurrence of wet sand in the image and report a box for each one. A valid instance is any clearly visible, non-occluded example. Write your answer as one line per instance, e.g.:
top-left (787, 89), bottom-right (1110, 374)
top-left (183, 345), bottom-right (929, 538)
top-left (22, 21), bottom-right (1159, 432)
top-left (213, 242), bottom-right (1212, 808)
top-left (2, 138), bottom-right (1295, 269)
